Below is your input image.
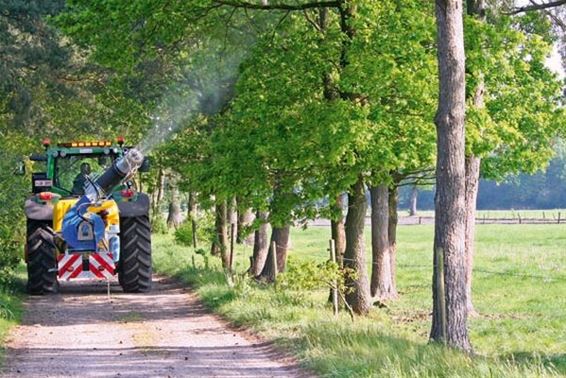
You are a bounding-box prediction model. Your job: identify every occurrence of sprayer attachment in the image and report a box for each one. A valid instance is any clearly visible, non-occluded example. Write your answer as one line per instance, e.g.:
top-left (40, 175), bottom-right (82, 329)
top-left (92, 148), bottom-right (144, 197)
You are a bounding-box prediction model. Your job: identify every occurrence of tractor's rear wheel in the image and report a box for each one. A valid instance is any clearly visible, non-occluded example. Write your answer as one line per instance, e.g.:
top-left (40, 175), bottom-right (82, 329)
top-left (118, 215), bottom-right (152, 293)
top-left (26, 220), bottom-right (58, 295)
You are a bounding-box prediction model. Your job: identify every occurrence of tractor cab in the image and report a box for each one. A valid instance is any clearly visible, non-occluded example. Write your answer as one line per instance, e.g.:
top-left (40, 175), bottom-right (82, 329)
top-left (30, 138), bottom-right (148, 197)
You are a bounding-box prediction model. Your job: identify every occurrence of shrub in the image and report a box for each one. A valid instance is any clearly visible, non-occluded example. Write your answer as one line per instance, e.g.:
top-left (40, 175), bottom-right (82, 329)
top-left (174, 210), bottom-right (215, 247)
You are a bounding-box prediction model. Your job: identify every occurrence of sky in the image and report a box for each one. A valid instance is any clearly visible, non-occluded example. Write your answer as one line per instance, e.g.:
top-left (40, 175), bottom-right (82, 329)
top-left (515, 0), bottom-right (565, 78)
top-left (547, 45), bottom-right (564, 78)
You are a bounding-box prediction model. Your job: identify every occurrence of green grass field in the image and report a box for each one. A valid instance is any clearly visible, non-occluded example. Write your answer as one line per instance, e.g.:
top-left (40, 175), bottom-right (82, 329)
top-left (410, 209), bottom-right (566, 220)
top-left (154, 224), bottom-right (566, 377)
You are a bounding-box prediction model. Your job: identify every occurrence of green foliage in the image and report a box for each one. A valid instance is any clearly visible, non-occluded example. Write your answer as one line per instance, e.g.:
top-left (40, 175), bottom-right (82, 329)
top-left (151, 215), bottom-right (168, 235)
top-left (0, 133), bottom-right (34, 282)
top-left (174, 211), bottom-right (215, 247)
top-left (464, 10), bottom-right (565, 179)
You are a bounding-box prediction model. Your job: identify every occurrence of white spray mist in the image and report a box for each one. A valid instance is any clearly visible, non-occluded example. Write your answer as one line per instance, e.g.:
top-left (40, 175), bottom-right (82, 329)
top-left (137, 40), bottom-right (251, 154)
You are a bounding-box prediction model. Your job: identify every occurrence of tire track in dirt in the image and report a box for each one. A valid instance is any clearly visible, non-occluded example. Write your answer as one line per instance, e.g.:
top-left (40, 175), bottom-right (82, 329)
top-left (1, 277), bottom-right (307, 377)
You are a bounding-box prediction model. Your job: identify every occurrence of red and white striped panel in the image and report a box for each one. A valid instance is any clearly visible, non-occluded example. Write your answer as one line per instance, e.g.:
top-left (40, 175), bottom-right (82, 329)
top-left (89, 252), bottom-right (115, 279)
top-left (58, 253), bottom-right (83, 280)
top-left (57, 252), bottom-right (115, 281)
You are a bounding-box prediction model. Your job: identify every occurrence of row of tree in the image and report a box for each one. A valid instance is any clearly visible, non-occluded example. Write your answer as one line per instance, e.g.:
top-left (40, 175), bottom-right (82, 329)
top-left (1, 0), bottom-right (565, 351)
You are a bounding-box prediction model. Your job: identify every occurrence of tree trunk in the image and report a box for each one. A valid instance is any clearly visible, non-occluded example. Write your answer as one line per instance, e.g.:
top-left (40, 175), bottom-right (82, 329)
top-left (238, 208), bottom-right (255, 245)
top-left (343, 176), bottom-right (371, 315)
top-left (464, 156), bottom-right (480, 316)
top-left (188, 192), bottom-right (198, 249)
top-left (251, 210), bottom-right (269, 276)
top-left (409, 185), bottom-right (418, 216)
top-left (388, 186), bottom-right (399, 293)
top-left (151, 168), bottom-right (165, 220)
top-left (370, 185), bottom-right (397, 300)
top-left (330, 194), bottom-right (346, 266)
top-left (258, 225), bottom-right (290, 281)
top-left (166, 187), bottom-right (182, 229)
top-left (465, 0), bottom-right (486, 317)
top-left (430, 0), bottom-right (471, 351)
top-left (211, 200), bottom-right (230, 270)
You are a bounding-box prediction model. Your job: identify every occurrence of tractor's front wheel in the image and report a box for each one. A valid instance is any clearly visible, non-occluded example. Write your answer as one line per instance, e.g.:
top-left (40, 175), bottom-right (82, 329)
top-left (26, 220), bottom-right (58, 295)
top-left (118, 215), bottom-right (152, 293)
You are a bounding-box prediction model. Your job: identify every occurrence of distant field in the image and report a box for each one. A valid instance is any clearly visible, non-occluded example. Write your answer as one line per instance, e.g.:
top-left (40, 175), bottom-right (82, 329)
top-left (407, 209), bottom-right (566, 220)
top-left (154, 223), bottom-right (566, 376)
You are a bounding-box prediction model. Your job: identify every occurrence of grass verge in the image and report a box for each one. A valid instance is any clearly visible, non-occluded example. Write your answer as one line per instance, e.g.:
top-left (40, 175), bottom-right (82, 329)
top-left (153, 224), bottom-right (565, 377)
top-left (0, 265), bottom-right (25, 366)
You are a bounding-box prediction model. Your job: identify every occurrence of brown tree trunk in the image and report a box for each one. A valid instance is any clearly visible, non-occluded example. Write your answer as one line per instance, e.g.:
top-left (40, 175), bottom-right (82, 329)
top-left (430, 0), bottom-right (471, 352)
top-left (464, 156), bottom-right (480, 316)
top-left (344, 176), bottom-right (371, 315)
top-left (211, 200), bottom-right (230, 270)
top-left (388, 186), bottom-right (399, 292)
top-left (370, 185), bottom-right (398, 300)
top-left (409, 185), bottom-right (418, 216)
top-left (259, 225), bottom-right (290, 281)
top-left (166, 187), bottom-right (182, 229)
top-left (238, 208), bottom-right (255, 245)
top-left (330, 194), bottom-right (346, 266)
top-left (151, 168), bottom-right (165, 220)
top-left (251, 210), bottom-right (269, 276)
top-left (188, 192), bottom-right (198, 249)
top-left (465, 0), bottom-right (486, 317)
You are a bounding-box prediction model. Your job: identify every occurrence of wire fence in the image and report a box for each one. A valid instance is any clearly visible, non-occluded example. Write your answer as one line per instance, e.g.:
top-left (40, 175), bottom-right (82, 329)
top-left (332, 256), bottom-right (566, 282)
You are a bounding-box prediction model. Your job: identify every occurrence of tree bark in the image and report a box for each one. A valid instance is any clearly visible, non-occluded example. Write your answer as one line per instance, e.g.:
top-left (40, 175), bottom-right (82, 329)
top-left (151, 168), bottom-right (165, 220)
top-left (238, 208), bottom-right (255, 245)
top-left (188, 192), bottom-right (198, 249)
top-left (258, 225), bottom-right (290, 281)
top-left (430, 0), bottom-right (471, 351)
top-left (212, 200), bottom-right (230, 270)
top-left (464, 0), bottom-right (486, 317)
top-left (370, 185), bottom-right (398, 300)
top-left (166, 187), bottom-right (182, 229)
top-left (251, 210), bottom-right (269, 276)
top-left (388, 185), bottom-right (399, 296)
top-left (464, 156), bottom-right (480, 315)
top-left (409, 185), bottom-right (418, 216)
top-left (330, 194), bottom-right (346, 266)
top-left (344, 176), bottom-right (371, 315)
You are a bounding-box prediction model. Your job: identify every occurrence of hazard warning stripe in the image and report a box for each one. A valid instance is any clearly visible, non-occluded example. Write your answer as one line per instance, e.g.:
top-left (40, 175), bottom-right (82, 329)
top-left (91, 253), bottom-right (115, 274)
top-left (59, 256), bottom-right (82, 280)
top-left (89, 260), bottom-right (106, 279)
top-left (58, 254), bottom-right (81, 276)
top-left (89, 255), bottom-right (114, 279)
top-left (68, 263), bottom-right (83, 279)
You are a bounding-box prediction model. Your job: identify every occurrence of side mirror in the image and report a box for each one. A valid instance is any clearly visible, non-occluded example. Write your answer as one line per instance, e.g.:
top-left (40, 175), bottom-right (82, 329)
top-left (30, 153), bottom-right (47, 162)
top-left (139, 157), bottom-right (151, 173)
top-left (15, 161), bottom-right (26, 176)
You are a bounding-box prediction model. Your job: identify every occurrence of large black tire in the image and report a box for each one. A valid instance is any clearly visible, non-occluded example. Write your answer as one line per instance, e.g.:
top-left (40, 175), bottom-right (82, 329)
top-left (26, 220), bottom-right (58, 295)
top-left (119, 215), bottom-right (152, 293)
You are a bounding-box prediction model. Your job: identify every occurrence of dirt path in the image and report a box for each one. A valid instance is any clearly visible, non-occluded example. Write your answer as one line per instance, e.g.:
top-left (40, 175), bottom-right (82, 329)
top-left (1, 277), bottom-right (306, 378)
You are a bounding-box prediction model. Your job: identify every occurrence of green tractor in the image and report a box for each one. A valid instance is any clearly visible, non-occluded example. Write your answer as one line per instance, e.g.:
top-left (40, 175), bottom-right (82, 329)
top-left (24, 138), bottom-right (152, 294)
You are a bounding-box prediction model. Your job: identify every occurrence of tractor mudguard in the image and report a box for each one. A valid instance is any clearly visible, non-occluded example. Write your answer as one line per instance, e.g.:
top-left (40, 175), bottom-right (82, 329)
top-left (117, 192), bottom-right (150, 218)
top-left (24, 198), bottom-right (53, 221)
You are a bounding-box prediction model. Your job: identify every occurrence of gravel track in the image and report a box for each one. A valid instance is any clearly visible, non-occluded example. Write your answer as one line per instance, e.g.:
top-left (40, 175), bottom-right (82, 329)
top-left (1, 277), bottom-right (305, 378)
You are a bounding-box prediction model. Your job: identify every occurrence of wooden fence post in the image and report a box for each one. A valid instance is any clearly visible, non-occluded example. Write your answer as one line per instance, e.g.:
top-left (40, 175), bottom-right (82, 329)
top-left (329, 239), bottom-right (339, 316)
top-left (558, 212), bottom-right (561, 224)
